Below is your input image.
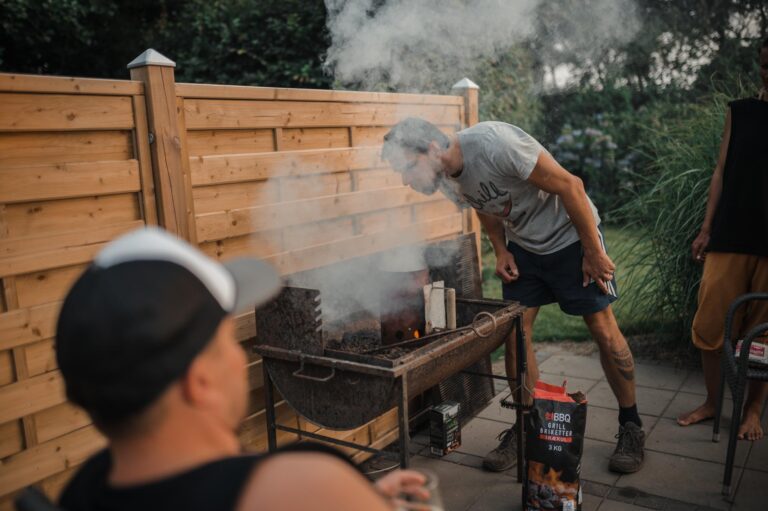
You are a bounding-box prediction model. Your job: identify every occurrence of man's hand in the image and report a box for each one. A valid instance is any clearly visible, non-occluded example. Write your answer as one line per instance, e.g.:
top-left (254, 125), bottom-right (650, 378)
top-left (374, 469), bottom-right (429, 503)
top-left (496, 250), bottom-right (520, 283)
top-left (582, 249), bottom-right (616, 294)
top-left (691, 229), bottom-right (709, 263)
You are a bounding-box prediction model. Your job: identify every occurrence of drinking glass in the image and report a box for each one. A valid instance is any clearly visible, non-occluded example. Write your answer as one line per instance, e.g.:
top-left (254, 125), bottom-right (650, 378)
top-left (395, 468), bottom-right (444, 511)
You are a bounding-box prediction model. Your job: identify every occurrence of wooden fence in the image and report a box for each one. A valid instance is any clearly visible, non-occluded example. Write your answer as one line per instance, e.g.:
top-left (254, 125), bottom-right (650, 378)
top-left (0, 49), bottom-right (480, 506)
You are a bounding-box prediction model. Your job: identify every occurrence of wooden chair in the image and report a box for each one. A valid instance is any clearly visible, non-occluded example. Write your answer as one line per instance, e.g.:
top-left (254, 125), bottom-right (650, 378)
top-left (712, 292), bottom-right (768, 499)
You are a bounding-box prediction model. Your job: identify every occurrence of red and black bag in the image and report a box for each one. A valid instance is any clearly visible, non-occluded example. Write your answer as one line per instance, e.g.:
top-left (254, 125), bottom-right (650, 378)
top-left (525, 381), bottom-right (587, 511)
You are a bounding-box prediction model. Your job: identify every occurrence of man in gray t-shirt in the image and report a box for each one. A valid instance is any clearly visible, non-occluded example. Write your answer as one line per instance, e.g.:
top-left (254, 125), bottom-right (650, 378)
top-left (382, 117), bottom-right (644, 475)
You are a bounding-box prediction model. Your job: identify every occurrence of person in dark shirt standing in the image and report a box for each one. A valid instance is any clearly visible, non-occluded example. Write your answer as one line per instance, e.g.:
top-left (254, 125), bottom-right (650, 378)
top-left (55, 227), bottom-right (426, 511)
top-left (677, 37), bottom-right (768, 441)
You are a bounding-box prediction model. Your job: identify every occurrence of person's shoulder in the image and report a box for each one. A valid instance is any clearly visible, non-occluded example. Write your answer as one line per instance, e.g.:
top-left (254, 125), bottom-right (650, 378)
top-left (235, 449), bottom-right (386, 511)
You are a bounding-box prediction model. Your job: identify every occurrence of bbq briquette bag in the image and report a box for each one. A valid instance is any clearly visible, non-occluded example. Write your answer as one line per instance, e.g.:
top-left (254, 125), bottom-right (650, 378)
top-left (525, 381), bottom-right (587, 511)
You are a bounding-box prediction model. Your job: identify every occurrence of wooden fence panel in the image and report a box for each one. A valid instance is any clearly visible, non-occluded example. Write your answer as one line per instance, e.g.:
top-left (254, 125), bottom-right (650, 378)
top-left (0, 73), bottom-right (158, 503)
top-left (0, 64), bottom-right (478, 504)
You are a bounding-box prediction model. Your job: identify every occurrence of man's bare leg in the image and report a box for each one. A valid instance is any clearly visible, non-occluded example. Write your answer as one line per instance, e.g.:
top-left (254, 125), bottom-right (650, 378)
top-left (583, 306), bottom-right (636, 407)
top-left (677, 349), bottom-right (720, 426)
top-left (739, 381), bottom-right (768, 440)
top-left (505, 307), bottom-right (540, 405)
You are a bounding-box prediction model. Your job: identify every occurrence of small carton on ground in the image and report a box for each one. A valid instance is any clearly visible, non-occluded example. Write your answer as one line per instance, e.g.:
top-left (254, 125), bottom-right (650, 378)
top-left (429, 401), bottom-right (461, 456)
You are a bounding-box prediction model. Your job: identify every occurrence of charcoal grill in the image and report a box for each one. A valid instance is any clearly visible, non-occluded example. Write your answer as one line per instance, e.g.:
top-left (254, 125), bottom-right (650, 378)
top-left (253, 234), bottom-right (528, 471)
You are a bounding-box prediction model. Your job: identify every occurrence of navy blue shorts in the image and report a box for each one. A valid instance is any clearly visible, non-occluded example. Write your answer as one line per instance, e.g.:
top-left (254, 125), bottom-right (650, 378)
top-left (501, 234), bottom-right (618, 316)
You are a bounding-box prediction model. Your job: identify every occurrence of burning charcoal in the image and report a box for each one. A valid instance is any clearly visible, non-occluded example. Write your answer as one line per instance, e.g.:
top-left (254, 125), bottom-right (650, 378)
top-left (538, 485), bottom-right (554, 500)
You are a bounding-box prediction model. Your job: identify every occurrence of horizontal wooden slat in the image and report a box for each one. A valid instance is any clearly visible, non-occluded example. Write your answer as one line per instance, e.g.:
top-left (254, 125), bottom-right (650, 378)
top-left (283, 218), bottom-right (355, 251)
top-left (0, 160), bottom-right (140, 204)
top-left (0, 371), bottom-right (66, 424)
top-left (355, 168), bottom-right (402, 191)
top-left (24, 338), bottom-right (57, 377)
top-left (0, 419), bottom-right (24, 459)
top-left (280, 128), bottom-right (349, 150)
top-left (0, 240), bottom-right (106, 278)
top-left (34, 402), bottom-right (91, 444)
top-left (0, 425), bottom-right (105, 496)
top-left (279, 172), bottom-right (353, 202)
top-left (189, 146), bottom-right (383, 186)
top-left (239, 401), bottom-right (298, 449)
top-left (192, 180), bottom-right (281, 215)
top-left (1, 194), bottom-right (142, 239)
top-left (413, 200), bottom-right (461, 221)
top-left (198, 229), bottom-right (283, 262)
top-left (195, 186), bottom-right (439, 243)
top-left (15, 264), bottom-right (86, 309)
top-left (246, 360), bottom-right (264, 392)
top-left (0, 73), bottom-right (142, 95)
top-left (0, 131), bottom-right (133, 166)
top-left (0, 93), bottom-right (135, 131)
top-left (0, 301), bottom-right (60, 351)
top-left (234, 311), bottom-right (257, 342)
top-left (266, 213), bottom-right (463, 276)
top-left (184, 99), bottom-right (462, 130)
top-left (0, 221), bottom-right (144, 260)
top-left (0, 349), bottom-right (13, 386)
top-left (177, 82), bottom-right (464, 105)
top-left (357, 205), bottom-right (413, 235)
top-left (186, 129), bottom-right (274, 157)
top-left (38, 466), bottom-right (78, 505)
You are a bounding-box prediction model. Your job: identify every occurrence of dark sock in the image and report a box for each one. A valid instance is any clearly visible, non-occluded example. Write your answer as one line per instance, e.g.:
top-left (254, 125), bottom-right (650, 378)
top-left (619, 405), bottom-right (642, 427)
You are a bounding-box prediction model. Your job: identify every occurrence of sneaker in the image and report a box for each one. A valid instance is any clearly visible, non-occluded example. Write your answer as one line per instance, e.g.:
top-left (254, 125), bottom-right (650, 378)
top-left (609, 422), bottom-right (645, 473)
top-left (482, 427), bottom-right (518, 472)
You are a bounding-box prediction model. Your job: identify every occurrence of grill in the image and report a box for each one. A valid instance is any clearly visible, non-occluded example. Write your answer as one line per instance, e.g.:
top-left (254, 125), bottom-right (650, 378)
top-left (254, 234), bottom-right (527, 467)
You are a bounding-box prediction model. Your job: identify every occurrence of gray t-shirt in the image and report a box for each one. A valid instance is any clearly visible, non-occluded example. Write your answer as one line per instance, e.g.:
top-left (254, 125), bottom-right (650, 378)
top-left (449, 121), bottom-right (600, 255)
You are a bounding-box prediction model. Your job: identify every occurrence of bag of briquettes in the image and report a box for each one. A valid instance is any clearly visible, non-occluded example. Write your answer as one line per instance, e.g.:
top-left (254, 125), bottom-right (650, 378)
top-left (525, 380), bottom-right (587, 511)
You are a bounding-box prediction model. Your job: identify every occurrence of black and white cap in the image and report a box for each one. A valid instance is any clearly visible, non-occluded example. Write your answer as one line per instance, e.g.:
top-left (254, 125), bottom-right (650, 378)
top-left (56, 227), bottom-right (282, 423)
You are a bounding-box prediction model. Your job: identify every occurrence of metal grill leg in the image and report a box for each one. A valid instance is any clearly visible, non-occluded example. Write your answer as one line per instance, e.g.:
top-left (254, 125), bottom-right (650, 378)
top-left (398, 375), bottom-right (411, 468)
top-left (514, 315), bottom-right (528, 506)
top-left (263, 366), bottom-right (277, 452)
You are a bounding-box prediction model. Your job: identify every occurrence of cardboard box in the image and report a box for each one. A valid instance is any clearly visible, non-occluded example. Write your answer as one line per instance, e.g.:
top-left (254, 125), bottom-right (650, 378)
top-left (735, 339), bottom-right (768, 366)
top-left (429, 401), bottom-right (461, 456)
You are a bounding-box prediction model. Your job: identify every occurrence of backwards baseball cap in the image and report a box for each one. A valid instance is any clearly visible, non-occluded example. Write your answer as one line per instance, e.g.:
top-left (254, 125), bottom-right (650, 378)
top-left (56, 227), bottom-right (282, 423)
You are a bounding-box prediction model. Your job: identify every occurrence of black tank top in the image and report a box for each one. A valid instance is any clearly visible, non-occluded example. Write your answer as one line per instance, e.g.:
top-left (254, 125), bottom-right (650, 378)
top-left (59, 443), bottom-right (357, 511)
top-left (708, 98), bottom-right (768, 256)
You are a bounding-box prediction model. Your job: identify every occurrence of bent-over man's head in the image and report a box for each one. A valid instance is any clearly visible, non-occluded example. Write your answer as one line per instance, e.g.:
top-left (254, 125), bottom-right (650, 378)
top-left (56, 227), bottom-right (282, 440)
top-left (382, 117), bottom-right (452, 195)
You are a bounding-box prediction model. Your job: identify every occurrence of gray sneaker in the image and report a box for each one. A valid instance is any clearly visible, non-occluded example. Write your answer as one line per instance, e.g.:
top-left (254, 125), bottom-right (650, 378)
top-left (482, 427), bottom-right (518, 472)
top-left (609, 422), bottom-right (645, 473)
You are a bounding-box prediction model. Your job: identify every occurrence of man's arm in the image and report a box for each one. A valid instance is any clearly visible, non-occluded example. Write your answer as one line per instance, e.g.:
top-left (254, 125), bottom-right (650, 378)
top-left (477, 211), bottom-right (519, 283)
top-left (526, 151), bottom-right (614, 293)
top-left (692, 108), bottom-right (730, 262)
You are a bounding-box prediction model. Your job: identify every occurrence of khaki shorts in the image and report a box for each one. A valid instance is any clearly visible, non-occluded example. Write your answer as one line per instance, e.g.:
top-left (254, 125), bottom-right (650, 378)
top-left (692, 252), bottom-right (768, 351)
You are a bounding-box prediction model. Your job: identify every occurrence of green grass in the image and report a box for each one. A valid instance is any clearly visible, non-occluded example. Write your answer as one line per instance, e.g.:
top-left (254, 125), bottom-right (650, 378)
top-left (481, 227), bottom-right (652, 342)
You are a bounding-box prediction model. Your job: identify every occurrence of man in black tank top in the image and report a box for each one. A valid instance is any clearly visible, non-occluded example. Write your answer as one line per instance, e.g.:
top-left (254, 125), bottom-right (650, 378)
top-left (677, 38), bottom-right (768, 441)
top-left (54, 227), bottom-right (426, 511)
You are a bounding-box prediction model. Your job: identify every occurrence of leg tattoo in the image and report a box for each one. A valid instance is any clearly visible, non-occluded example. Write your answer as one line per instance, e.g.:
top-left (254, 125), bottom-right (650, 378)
top-left (612, 347), bottom-right (635, 381)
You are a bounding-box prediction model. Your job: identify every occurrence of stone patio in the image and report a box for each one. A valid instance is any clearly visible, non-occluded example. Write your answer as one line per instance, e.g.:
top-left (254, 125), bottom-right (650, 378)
top-left (399, 345), bottom-right (768, 510)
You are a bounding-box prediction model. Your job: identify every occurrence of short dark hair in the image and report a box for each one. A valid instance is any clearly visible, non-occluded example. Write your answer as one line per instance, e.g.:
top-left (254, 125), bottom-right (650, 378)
top-left (382, 117), bottom-right (450, 163)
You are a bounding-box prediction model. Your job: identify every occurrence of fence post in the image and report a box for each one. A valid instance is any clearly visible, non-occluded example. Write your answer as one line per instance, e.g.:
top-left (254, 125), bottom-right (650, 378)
top-left (128, 49), bottom-right (195, 242)
top-left (452, 78), bottom-right (483, 269)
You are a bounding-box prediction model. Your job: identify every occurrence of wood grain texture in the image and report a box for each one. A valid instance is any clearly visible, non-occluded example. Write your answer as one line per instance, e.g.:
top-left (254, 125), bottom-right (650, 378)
top-left (0, 73), bottom-right (142, 95)
top-left (0, 93), bottom-right (134, 131)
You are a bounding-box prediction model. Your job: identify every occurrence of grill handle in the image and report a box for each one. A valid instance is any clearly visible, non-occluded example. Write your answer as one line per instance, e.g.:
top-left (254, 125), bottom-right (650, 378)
top-left (471, 311), bottom-right (497, 338)
top-left (292, 356), bottom-right (336, 382)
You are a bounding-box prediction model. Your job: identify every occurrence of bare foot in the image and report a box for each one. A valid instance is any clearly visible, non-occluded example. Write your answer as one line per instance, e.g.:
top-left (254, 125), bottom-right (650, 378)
top-left (677, 403), bottom-right (715, 426)
top-left (737, 410), bottom-right (764, 441)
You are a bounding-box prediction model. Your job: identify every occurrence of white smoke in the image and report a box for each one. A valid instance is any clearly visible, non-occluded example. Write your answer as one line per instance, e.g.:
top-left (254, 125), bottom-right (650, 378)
top-left (324, 0), bottom-right (642, 92)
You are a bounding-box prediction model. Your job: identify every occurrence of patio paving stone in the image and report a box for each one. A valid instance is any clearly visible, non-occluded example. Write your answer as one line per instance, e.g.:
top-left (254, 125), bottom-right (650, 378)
top-left (744, 431), bottom-right (768, 472)
top-left (538, 353), bottom-right (605, 380)
top-left (634, 362), bottom-right (690, 391)
top-left (663, 391), bottom-right (734, 425)
top-left (453, 416), bottom-right (514, 458)
top-left (614, 450), bottom-right (730, 510)
top-left (587, 381), bottom-right (676, 417)
top-left (409, 454), bottom-right (516, 511)
top-left (581, 438), bottom-right (622, 486)
top-left (586, 405), bottom-right (658, 444)
top-left (645, 417), bottom-right (750, 467)
top-left (539, 372), bottom-right (603, 395)
top-left (732, 468), bottom-right (768, 510)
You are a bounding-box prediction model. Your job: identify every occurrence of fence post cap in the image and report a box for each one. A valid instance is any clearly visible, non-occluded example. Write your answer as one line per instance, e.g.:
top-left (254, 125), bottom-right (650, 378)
top-left (451, 78), bottom-right (479, 90)
top-left (127, 49), bottom-right (176, 69)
